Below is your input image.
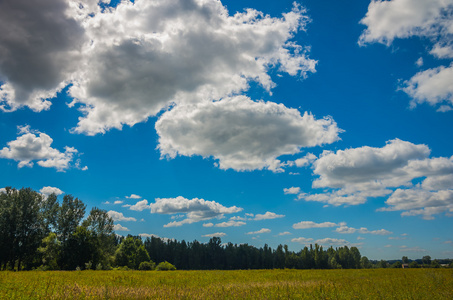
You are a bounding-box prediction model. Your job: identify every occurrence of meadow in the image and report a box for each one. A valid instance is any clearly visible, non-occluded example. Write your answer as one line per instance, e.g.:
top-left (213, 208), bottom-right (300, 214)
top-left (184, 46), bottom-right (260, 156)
top-left (1, 268), bottom-right (452, 299)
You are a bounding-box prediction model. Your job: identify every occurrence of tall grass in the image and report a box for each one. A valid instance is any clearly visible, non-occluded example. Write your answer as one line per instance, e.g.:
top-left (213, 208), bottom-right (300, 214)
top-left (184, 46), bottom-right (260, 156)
top-left (1, 269), bottom-right (452, 299)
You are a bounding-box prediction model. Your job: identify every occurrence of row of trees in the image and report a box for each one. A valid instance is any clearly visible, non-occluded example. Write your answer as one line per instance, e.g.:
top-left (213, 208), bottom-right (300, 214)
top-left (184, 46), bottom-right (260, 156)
top-left (143, 235), bottom-right (364, 270)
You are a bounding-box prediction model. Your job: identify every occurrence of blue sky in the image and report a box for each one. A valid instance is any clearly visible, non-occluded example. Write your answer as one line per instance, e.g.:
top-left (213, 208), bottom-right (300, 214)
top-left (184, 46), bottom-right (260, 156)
top-left (1, 0), bottom-right (452, 260)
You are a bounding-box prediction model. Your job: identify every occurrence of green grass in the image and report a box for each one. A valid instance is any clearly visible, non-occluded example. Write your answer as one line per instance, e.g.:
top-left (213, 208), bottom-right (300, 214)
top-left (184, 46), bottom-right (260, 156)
top-left (1, 269), bottom-right (452, 299)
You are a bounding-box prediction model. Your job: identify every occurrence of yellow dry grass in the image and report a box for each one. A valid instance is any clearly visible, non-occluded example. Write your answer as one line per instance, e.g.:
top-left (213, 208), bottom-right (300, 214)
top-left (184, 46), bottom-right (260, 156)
top-left (1, 268), bottom-right (452, 299)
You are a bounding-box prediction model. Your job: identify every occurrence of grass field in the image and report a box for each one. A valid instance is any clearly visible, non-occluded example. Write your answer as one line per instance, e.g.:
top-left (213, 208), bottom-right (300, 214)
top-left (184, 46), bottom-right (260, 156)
top-left (1, 268), bottom-right (452, 299)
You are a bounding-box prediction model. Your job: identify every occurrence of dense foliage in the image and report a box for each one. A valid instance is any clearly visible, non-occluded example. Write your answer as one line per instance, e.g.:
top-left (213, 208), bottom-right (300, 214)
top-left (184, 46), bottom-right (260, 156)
top-left (1, 187), bottom-right (451, 271)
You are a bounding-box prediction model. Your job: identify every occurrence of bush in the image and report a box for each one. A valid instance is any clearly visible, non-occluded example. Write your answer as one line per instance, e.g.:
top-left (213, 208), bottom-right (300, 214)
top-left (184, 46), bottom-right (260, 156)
top-left (156, 261), bottom-right (176, 271)
top-left (138, 261), bottom-right (156, 270)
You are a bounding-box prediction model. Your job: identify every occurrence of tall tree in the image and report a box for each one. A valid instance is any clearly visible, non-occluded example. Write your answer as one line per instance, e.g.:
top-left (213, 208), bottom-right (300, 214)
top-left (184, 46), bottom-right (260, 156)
top-left (57, 194), bottom-right (86, 243)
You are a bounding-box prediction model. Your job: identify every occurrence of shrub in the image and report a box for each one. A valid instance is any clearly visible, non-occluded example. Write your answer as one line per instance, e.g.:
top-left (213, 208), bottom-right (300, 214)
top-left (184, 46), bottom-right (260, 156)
top-left (156, 261), bottom-right (176, 271)
top-left (139, 261), bottom-right (156, 270)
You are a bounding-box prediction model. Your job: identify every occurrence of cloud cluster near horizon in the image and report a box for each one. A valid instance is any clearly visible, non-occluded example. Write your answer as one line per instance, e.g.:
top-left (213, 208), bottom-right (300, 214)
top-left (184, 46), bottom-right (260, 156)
top-left (289, 139), bottom-right (453, 219)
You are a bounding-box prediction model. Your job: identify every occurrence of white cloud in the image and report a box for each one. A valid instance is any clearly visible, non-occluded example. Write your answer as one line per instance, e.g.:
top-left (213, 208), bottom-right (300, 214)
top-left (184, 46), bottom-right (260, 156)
top-left (129, 199), bottom-right (151, 211)
top-left (313, 238), bottom-right (350, 246)
top-left (378, 188), bottom-right (453, 220)
top-left (284, 187), bottom-right (301, 195)
top-left (292, 221), bottom-right (339, 229)
top-left (359, 0), bottom-right (453, 46)
top-left (294, 153), bottom-right (317, 167)
top-left (107, 210), bottom-right (137, 222)
top-left (246, 228), bottom-right (271, 235)
top-left (335, 225), bottom-right (393, 235)
top-left (203, 223), bottom-right (214, 228)
top-left (215, 220), bottom-right (246, 228)
top-left (399, 246), bottom-right (427, 253)
top-left (113, 224), bottom-right (130, 231)
top-left (156, 96), bottom-right (340, 172)
top-left (279, 232), bottom-right (292, 236)
top-left (40, 186), bottom-right (64, 198)
top-left (253, 212), bottom-right (285, 220)
top-left (403, 63), bottom-right (453, 111)
top-left (114, 200), bottom-right (123, 205)
top-left (126, 194), bottom-right (141, 199)
top-left (0, 126), bottom-right (83, 171)
top-left (149, 196), bottom-right (242, 227)
top-left (70, 1), bottom-right (316, 135)
top-left (202, 232), bottom-right (227, 238)
top-left (359, 0), bottom-right (453, 111)
top-left (299, 139), bottom-right (453, 218)
top-left (291, 237), bottom-right (314, 244)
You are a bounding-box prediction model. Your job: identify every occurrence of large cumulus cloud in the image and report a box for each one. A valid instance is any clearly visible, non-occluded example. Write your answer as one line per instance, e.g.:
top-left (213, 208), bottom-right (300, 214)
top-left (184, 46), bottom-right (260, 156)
top-left (156, 96), bottom-right (341, 172)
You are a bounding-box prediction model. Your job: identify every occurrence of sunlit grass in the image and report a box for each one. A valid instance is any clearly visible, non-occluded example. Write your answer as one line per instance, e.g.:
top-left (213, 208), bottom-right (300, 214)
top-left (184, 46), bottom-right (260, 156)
top-left (1, 269), bottom-right (452, 299)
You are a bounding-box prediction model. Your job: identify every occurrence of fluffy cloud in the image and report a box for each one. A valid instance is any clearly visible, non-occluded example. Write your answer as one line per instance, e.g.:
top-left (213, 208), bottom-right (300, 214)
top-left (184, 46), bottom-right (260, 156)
top-left (0, 126), bottom-right (84, 171)
top-left (149, 196), bottom-right (242, 227)
top-left (1, 0), bottom-right (317, 134)
top-left (335, 225), bottom-right (392, 235)
top-left (113, 224), bottom-right (130, 231)
top-left (359, 0), bottom-right (453, 45)
top-left (107, 210), bottom-right (137, 222)
top-left (215, 220), bottom-right (246, 227)
top-left (402, 63), bottom-right (453, 111)
top-left (0, 0), bottom-right (85, 112)
top-left (126, 194), bottom-right (141, 199)
top-left (379, 189), bottom-right (453, 220)
top-left (284, 187), bottom-right (301, 195)
top-left (292, 237), bottom-right (350, 246)
top-left (359, 0), bottom-right (453, 111)
top-left (246, 228), bottom-right (271, 235)
top-left (292, 221), bottom-right (340, 229)
top-left (129, 199), bottom-right (151, 211)
top-left (156, 96), bottom-right (341, 172)
top-left (71, 0), bottom-right (315, 134)
top-left (202, 232), bottom-right (227, 238)
top-left (39, 186), bottom-right (64, 198)
top-left (253, 212), bottom-right (285, 221)
top-left (279, 232), bottom-right (292, 236)
top-left (299, 139), bottom-right (453, 219)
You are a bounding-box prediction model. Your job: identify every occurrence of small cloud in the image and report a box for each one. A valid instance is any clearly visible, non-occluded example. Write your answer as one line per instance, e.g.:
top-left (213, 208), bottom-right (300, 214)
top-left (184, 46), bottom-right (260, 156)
top-left (114, 200), bottom-right (123, 205)
top-left (384, 245), bottom-right (392, 248)
top-left (108, 211), bottom-right (137, 222)
top-left (291, 237), bottom-right (314, 244)
top-left (203, 223), bottom-right (214, 227)
top-left (415, 57), bottom-right (423, 67)
top-left (202, 232), bottom-right (227, 238)
top-left (279, 232), bottom-right (292, 236)
top-left (293, 221), bottom-right (339, 229)
top-left (284, 187), bottom-right (301, 195)
top-left (246, 228), bottom-right (271, 235)
top-left (357, 236), bottom-right (365, 240)
top-left (40, 186), bottom-right (64, 198)
top-left (126, 194), bottom-right (142, 199)
top-left (215, 220), bottom-right (246, 227)
top-left (130, 199), bottom-right (151, 211)
top-left (113, 224), bottom-right (130, 232)
top-left (254, 212), bottom-right (285, 220)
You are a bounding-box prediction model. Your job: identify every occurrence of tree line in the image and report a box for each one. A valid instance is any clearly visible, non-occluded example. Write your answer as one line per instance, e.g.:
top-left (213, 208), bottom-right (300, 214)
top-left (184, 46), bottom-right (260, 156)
top-left (1, 187), bottom-right (451, 271)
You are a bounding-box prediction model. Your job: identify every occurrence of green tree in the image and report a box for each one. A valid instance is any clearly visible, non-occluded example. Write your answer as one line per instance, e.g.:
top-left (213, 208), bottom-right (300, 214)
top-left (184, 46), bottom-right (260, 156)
top-left (37, 232), bottom-right (61, 270)
top-left (360, 256), bottom-right (372, 269)
top-left (40, 193), bottom-right (60, 235)
top-left (57, 195), bottom-right (86, 244)
top-left (115, 236), bottom-right (151, 269)
top-left (422, 255), bottom-right (432, 266)
top-left (59, 226), bottom-right (97, 270)
top-left (402, 256), bottom-right (409, 264)
top-left (82, 207), bottom-right (115, 268)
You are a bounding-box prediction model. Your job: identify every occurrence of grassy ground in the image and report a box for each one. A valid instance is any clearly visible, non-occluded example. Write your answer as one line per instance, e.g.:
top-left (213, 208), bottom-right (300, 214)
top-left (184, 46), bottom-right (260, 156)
top-left (0, 268), bottom-right (452, 299)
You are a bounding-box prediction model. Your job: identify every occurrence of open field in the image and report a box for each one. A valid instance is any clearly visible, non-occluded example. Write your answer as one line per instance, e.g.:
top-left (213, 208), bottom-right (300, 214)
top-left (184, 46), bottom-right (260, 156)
top-left (1, 269), bottom-right (452, 299)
